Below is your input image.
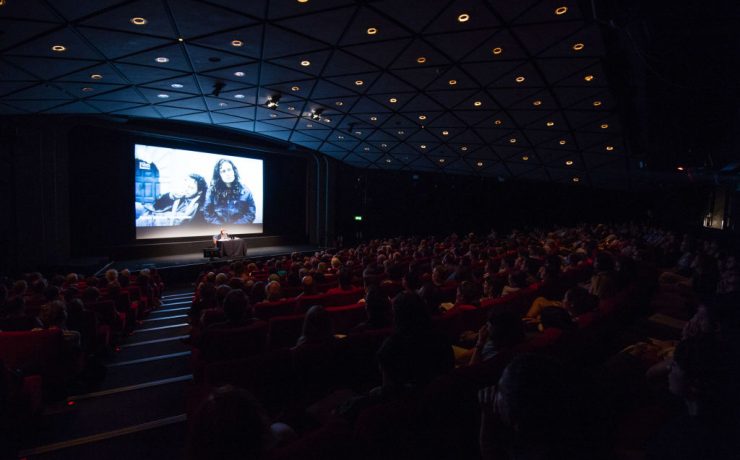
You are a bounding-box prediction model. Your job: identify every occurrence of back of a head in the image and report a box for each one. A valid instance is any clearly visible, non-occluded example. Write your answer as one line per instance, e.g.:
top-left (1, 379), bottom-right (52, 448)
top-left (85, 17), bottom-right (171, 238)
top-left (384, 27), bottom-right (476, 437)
top-left (338, 268), bottom-right (352, 289)
top-left (300, 305), bottom-right (333, 343)
top-left (497, 354), bottom-right (569, 439)
top-left (222, 289), bottom-right (249, 323)
top-left (488, 310), bottom-right (525, 349)
top-left (392, 291), bottom-right (431, 334)
top-left (540, 306), bottom-right (576, 331)
top-left (40, 300), bottom-right (67, 328)
top-left (365, 285), bottom-right (391, 324)
top-left (188, 385), bottom-right (266, 460)
top-left (402, 270), bottom-right (421, 291)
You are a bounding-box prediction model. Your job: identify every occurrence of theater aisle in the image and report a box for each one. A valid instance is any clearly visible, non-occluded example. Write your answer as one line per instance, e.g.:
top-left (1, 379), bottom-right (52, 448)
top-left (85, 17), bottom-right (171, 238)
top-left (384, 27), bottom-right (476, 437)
top-left (19, 289), bottom-right (195, 460)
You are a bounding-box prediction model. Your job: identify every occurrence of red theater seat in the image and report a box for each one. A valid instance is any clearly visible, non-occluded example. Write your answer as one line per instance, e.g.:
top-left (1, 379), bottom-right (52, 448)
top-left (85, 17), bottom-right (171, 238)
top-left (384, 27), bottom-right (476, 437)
top-left (267, 314), bottom-right (305, 350)
top-left (326, 304), bottom-right (366, 333)
top-left (254, 298), bottom-right (297, 320)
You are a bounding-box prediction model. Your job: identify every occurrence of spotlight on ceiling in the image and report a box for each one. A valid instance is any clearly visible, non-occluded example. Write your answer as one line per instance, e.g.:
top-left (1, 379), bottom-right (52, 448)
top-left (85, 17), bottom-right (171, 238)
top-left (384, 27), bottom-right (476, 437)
top-left (310, 108), bottom-right (324, 121)
top-left (266, 94), bottom-right (281, 109)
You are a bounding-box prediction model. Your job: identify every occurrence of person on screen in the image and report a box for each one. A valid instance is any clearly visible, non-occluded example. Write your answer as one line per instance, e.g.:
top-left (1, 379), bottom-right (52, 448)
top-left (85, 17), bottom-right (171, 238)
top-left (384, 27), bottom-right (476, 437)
top-left (204, 159), bottom-right (256, 225)
top-left (136, 173), bottom-right (207, 227)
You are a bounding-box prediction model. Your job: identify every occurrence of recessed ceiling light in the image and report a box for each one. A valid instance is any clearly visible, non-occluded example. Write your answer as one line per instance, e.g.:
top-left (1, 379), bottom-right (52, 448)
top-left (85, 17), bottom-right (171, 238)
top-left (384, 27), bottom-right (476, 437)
top-left (565, 160), bottom-right (574, 165)
top-left (155, 56), bottom-right (169, 63)
top-left (532, 100), bottom-right (542, 106)
top-left (461, 146), bottom-right (468, 151)
top-left (288, 106), bottom-right (295, 111)
top-left (546, 121), bottom-right (555, 127)
top-left (219, 102), bottom-right (228, 107)
top-left (381, 143), bottom-right (387, 148)
top-left (677, 166), bottom-right (685, 171)
top-left (600, 123), bottom-right (609, 129)
top-left (584, 74), bottom-right (594, 82)
top-left (473, 101), bottom-right (482, 107)
top-left (231, 40), bottom-right (244, 47)
top-left (509, 138), bottom-right (517, 143)
top-left (389, 97), bottom-right (398, 103)
top-left (51, 45), bottom-right (66, 52)
top-left (81, 87), bottom-right (94, 92)
top-left (515, 76), bottom-right (525, 83)
top-left (291, 86), bottom-right (300, 91)
top-left (297, 0), bottom-right (309, 3)
top-left (355, 131), bottom-right (362, 135)
top-left (442, 130), bottom-right (449, 136)
top-left (171, 83), bottom-right (184, 88)
top-left (130, 17), bottom-right (147, 25)
top-left (386, 159), bottom-right (392, 163)
top-left (559, 139), bottom-right (567, 145)
top-left (338, 135), bottom-right (344, 139)
top-left (300, 60), bottom-right (310, 66)
top-left (307, 123), bottom-right (313, 128)
top-left (419, 114), bottom-right (427, 120)
top-left (492, 47), bottom-right (503, 55)
top-left (572, 177), bottom-right (580, 182)
top-left (572, 43), bottom-right (584, 51)
top-left (420, 145), bottom-right (427, 149)
top-left (439, 158), bottom-right (445, 163)
top-left (335, 101), bottom-right (343, 106)
top-left (494, 119), bottom-right (502, 125)
top-left (370, 116), bottom-right (377, 121)
top-left (364, 147), bottom-right (370, 151)
top-left (355, 80), bottom-right (364, 86)
top-left (477, 161), bottom-right (484, 167)
top-left (367, 27), bottom-right (378, 35)
top-left (417, 56), bottom-right (427, 64)
top-left (606, 145), bottom-right (614, 151)
top-left (398, 130), bottom-right (405, 135)
top-left (522, 155), bottom-right (529, 161)
top-left (270, 113), bottom-right (277, 118)
top-left (457, 13), bottom-right (470, 22)
top-left (555, 6), bottom-right (568, 15)
top-left (234, 94), bottom-right (245, 99)
top-left (178, 37), bottom-right (184, 42)
top-left (234, 71), bottom-right (245, 77)
top-left (157, 93), bottom-right (169, 98)
top-left (448, 79), bottom-right (458, 86)
top-left (90, 74), bottom-right (103, 80)
top-left (593, 100), bottom-right (602, 107)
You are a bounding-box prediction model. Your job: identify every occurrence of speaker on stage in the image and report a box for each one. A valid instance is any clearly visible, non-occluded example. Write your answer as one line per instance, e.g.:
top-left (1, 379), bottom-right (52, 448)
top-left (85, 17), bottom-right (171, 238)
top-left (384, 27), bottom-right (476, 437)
top-left (203, 247), bottom-right (220, 259)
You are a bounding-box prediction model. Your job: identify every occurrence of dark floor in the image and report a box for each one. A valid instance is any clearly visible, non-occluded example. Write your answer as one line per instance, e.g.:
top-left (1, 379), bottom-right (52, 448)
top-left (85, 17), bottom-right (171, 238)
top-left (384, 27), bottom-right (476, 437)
top-left (21, 289), bottom-right (195, 459)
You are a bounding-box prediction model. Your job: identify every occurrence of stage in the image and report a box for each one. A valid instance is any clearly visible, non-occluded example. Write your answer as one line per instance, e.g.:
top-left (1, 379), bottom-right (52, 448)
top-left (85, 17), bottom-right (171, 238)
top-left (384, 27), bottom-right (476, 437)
top-left (98, 243), bottom-right (323, 283)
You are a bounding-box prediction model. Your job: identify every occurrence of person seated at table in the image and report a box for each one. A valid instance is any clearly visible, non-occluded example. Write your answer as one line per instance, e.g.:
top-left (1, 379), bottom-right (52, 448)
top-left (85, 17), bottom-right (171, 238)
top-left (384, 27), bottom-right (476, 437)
top-left (213, 228), bottom-right (230, 246)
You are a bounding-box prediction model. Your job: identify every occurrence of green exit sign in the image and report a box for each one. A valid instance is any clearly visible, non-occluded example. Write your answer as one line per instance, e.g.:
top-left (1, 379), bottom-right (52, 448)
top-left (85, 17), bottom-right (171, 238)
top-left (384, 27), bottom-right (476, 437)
top-left (354, 215), bottom-right (363, 221)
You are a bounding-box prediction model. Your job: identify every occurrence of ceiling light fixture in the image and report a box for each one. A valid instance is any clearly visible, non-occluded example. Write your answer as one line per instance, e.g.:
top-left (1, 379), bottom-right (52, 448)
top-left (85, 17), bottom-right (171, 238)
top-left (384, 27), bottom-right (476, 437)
top-left (364, 147), bottom-right (370, 151)
top-left (533, 100), bottom-right (542, 106)
top-left (171, 83), bottom-right (184, 88)
top-left (370, 116), bottom-right (377, 121)
top-left (335, 101), bottom-right (343, 106)
top-left (605, 145), bottom-right (614, 151)
top-left (600, 123), bottom-right (609, 129)
top-left (306, 123), bottom-right (313, 128)
top-left (522, 156), bottom-right (529, 161)
top-left (457, 13), bottom-right (470, 22)
top-left (288, 106), bottom-right (295, 111)
top-left (234, 94), bottom-right (245, 99)
top-left (420, 145), bottom-right (427, 149)
top-left (492, 47), bottom-right (503, 55)
top-left (297, 0), bottom-right (309, 3)
top-left (51, 45), bottom-right (66, 52)
top-left (555, 6), bottom-right (568, 15)
top-left (416, 56), bottom-right (426, 64)
top-left (389, 97), bottom-right (398, 103)
top-left (231, 40), bottom-right (243, 47)
top-left (419, 114), bottom-right (427, 120)
top-left (584, 74), bottom-right (594, 82)
top-left (546, 121), bottom-right (555, 127)
top-left (300, 60), bottom-right (310, 66)
top-left (565, 160), bottom-right (574, 165)
top-left (270, 113), bottom-right (277, 118)
top-left (155, 56), bottom-right (169, 63)
top-left (572, 43), bottom-right (584, 51)
top-left (291, 86), bottom-right (300, 91)
top-left (572, 177), bottom-right (580, 182)
top-left (219, 102), bottom-right (228, 107)
top-left (355, 80), bottom-right (364, 86)
top-left (515, 76), bottom-right (525, 83)
top-left (477, 161), bottom-right (484, 167)
top-left (448, 80), bottom-right (458, 86)
top-left (266, 94), bottom-right (281, 108)
top-left (398, 130), bottom-right (405, 135)
top-left (461, 146), bottom-right (468, 151)
top-left (178, 37), bottom-right (184, 42)
top-left (381, 143), bottom-right (387, 148)
top-left (367, 27), bottom-right (378, 35)
top-left (474, 101), bottom-right (482, 107)
top-left (157, 93), bottom-right (169, 98)
top-left (494, 119), bottom-right (502, 125)
top-left (234, 71), bottom-right (245, 77)
top-left (90, 74), bottom-right (103, 80)
top-left (677, 166), bottom-right (685, 171)
top-left (81, 87), bottom-right (94, 92)
top-left (386, 159), bottom-right (392, 163)
top-left (439, 158), bottom-right (445, 163)
top-left (559, 139), bottom-right (567, 145)
top-left (130, 17), bottom-right (147, 25)
top-left (442, 130), bottom-right (449, 136)
top-left (509, 138), bottom-right (517, 143)
top-left (310, 108), bottom-right (324, 121)
top-left (593, 100), bottom-right (602, 107)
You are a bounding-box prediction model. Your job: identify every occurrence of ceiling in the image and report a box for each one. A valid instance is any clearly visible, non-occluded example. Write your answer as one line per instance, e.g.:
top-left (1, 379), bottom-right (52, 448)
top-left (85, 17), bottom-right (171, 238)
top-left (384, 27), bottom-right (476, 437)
top-left (0, 0), bottom-right (631, 187)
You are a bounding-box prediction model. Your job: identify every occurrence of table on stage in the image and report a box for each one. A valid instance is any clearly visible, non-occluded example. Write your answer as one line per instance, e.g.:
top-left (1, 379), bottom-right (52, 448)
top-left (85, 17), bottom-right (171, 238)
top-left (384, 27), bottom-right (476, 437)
top-left (217, 238), bottom-right (247, 257)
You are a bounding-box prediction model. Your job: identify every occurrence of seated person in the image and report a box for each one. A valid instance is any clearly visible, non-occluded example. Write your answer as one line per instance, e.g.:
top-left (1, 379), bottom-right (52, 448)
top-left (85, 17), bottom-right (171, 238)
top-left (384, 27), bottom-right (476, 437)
top-left (213, 228), bottom-right (230, 246)
top-left (325, 268), bottom-right (354, 295)
top-left (188, 385), bottom-right (295, 460)
top-left (350, 285), bottom-right (392, 333)
top-left (0, 297), bottom-right (42, 331)
top-left (39, 300), bottom-right (81, 348)
top-left (264, 280), bottom-right (283, 302)
top-left (295, 305), bottom-right (335, 348)
top-left (524, 286), bottom-right (598, 323)
top-left (501, 271), bottom-right (528, 296)
top-left (469, 310), bottom-right (525, 365)
top-left (539, 306), bottom-right (576, 332)
top-left (137, 173), bottom-right (207, 227)
top-left (207, 289), bottom-right (261, 330)
top-left (296, 275), bottom-right (317, 297)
